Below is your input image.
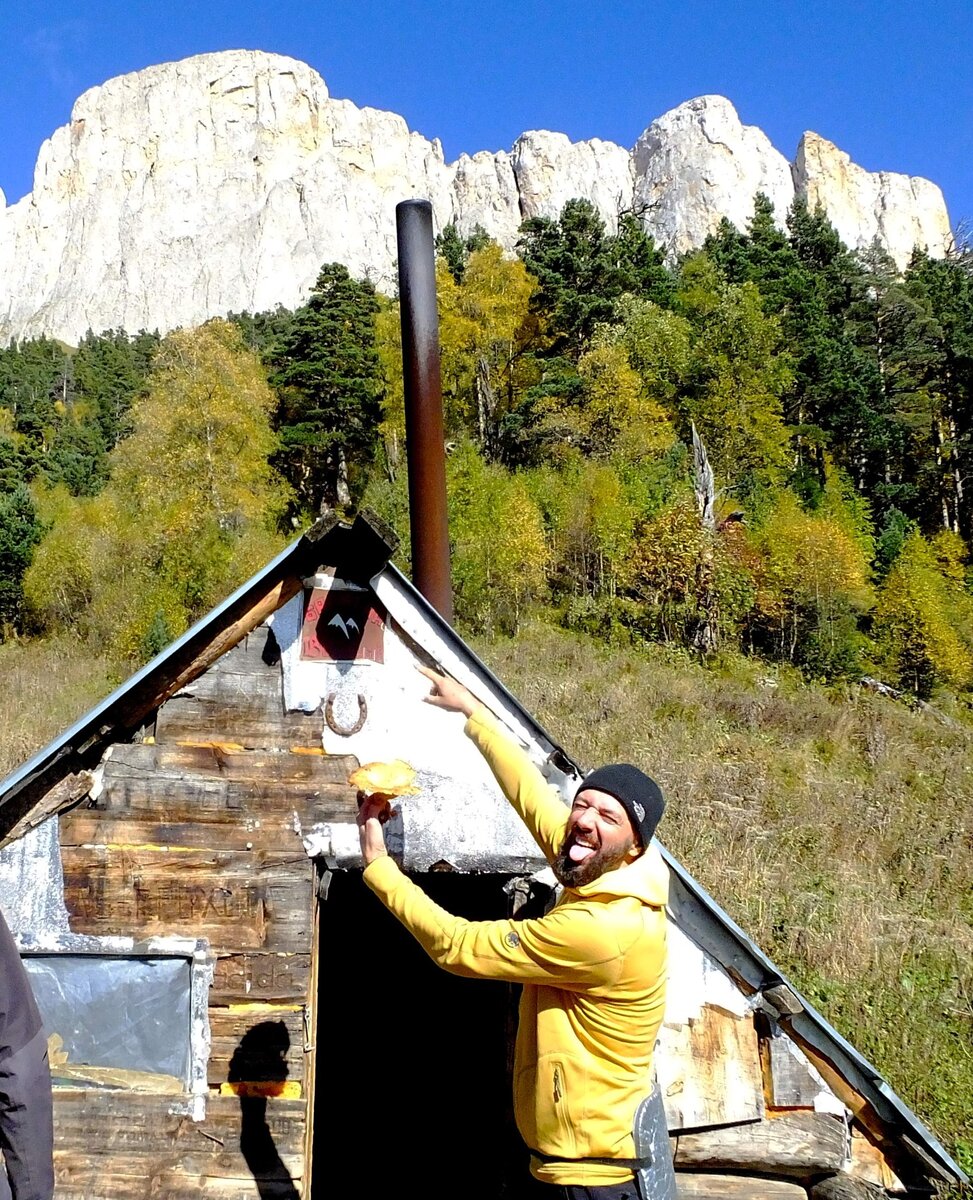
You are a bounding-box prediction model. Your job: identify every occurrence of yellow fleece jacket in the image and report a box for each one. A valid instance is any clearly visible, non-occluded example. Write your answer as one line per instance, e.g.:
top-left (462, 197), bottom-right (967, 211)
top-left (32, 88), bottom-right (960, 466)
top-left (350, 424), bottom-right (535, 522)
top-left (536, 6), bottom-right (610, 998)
top-left (363, 706), bottom-right (669, 1187)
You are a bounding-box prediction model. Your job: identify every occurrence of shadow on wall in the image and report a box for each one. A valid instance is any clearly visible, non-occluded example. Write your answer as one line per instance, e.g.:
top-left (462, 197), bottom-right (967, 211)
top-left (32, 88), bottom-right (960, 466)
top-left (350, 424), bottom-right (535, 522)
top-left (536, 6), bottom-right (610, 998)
top-left (228, 1021), bottom-right (300, 1200)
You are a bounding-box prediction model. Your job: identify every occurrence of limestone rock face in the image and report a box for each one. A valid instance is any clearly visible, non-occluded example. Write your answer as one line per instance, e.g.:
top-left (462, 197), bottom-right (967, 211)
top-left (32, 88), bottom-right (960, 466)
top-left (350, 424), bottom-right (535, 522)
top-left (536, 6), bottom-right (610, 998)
top-left (0, 51), bottom-right (954, 346)
top-left (794, 132), bottom-right (951, 266)
top-left (0, 52), bottom-right (456, 344)
top-left (511, 131), bottom-right (634, 232)
top-left (632, 96), bottom-right (796, 255)
top-left (449, 150), bottom-right (522, 247)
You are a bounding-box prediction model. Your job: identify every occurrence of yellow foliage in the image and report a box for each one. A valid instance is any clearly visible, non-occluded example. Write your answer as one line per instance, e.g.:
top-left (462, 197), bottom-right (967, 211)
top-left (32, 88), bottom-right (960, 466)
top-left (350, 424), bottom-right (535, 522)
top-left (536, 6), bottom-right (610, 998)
top-left (754, 493), bottom-right (873, 618)
top-left (24, 321), bottom-right (291, 664)
top-left (875, 532), bottom-right (973, 694)
top-left (626, 500), bottom-right (707, 606)
top-left (448, 443), bottom-right (548, 632)
top-left (576, 341), bottom-right (675, 461)
top-left (375, 298), bottom-right (406, 475)
top-left (529, 458), bottom-right (640, 599)
top-left (437, 246), bottom-right (540, 440)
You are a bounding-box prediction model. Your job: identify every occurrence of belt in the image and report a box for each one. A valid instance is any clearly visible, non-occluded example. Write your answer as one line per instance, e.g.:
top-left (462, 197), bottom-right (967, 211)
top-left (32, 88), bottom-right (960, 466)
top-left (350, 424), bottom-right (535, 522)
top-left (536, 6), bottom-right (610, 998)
top-left (530, 1150), bottom-right (647, 1171)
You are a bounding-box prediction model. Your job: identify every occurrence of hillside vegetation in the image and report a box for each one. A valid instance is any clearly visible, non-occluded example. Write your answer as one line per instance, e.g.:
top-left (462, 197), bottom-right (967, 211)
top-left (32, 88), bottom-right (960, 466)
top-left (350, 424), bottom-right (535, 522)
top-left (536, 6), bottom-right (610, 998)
top-left (0, 194), bottom-right (970, 1178)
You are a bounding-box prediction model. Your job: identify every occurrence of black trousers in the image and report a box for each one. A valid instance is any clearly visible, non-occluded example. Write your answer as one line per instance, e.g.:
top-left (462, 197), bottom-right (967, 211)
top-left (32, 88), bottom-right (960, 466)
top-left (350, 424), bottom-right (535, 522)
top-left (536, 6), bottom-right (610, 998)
top-left (0, 1029), bottom-right (55, 1200)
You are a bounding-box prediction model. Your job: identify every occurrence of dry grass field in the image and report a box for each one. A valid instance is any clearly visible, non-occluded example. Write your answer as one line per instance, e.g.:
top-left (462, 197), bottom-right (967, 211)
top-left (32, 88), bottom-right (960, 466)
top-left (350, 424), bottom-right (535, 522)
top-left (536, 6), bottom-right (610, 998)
top-left (0, 635), bottom-right (120, 778)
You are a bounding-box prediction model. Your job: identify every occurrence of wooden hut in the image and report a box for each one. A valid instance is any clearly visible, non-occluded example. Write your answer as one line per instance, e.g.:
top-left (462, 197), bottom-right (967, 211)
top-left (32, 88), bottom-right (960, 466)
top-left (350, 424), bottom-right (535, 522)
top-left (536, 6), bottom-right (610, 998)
top-left (0, 513), bottom-right (966, 1199)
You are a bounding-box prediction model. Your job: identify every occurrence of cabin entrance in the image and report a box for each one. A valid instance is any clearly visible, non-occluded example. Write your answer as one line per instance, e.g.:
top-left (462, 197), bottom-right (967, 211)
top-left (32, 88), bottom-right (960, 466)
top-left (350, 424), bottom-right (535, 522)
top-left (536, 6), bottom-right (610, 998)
top-left (312, 869), bottom-right (549, 1199)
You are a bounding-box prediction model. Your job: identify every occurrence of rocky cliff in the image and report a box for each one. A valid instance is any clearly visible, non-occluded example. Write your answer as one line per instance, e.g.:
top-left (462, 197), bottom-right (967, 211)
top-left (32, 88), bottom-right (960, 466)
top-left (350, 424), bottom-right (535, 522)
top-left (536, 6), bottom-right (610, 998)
top-left (0, 50), bottom-right (952, 346)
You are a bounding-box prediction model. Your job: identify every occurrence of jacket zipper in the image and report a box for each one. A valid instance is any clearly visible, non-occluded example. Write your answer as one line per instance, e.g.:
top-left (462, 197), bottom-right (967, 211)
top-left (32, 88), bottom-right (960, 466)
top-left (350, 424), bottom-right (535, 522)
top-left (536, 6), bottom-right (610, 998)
top-left (553, 1064), bottom-right (563, 1105)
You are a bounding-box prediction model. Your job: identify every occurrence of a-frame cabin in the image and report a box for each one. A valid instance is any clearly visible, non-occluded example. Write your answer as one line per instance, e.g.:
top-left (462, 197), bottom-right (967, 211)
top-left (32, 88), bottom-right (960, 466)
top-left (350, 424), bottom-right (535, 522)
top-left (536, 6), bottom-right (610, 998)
top-left (0, 513), bottom-right (966, 1199)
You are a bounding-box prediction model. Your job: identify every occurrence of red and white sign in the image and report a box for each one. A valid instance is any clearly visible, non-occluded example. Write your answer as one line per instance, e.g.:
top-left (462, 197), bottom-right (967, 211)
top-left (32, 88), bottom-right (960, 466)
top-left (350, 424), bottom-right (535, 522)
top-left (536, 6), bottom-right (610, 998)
top-left (300, 587), bottom-right (385, 662)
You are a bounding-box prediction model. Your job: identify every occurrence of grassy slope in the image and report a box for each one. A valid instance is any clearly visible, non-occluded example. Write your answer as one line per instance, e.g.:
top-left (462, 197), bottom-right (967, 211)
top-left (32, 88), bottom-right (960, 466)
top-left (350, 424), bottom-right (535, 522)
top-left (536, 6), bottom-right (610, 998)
top-left (0, 636), bottom-right (120, 780)
top-left (0, 623), bottom-right (969, 1178)
top-left (472, 620), bottom-right (973, 1181)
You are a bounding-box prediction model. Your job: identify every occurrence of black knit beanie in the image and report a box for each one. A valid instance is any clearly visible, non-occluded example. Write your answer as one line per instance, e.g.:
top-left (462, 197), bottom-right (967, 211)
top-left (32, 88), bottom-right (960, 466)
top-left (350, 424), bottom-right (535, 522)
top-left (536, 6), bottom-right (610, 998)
top-left (579, 764), bottom-right (665, 849)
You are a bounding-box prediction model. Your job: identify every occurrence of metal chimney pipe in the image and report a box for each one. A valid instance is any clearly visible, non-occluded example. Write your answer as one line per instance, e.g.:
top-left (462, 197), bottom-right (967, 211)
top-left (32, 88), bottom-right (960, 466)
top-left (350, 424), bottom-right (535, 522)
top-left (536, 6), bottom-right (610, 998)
top-left (396, 198), bottom-right (453, 623)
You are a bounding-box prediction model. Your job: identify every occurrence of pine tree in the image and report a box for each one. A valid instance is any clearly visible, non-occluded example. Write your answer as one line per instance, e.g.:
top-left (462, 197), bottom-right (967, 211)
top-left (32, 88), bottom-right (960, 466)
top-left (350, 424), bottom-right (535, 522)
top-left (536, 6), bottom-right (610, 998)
top-left (435, 223), bottom-right (491, 284)
top-left (517, 199), bottom-right (671, 358)
top-left (74, 328), bottom-right (159, 452)
top-left (268, 263), bottom-right (383, 513)
top-left (0, 484), bottom-right (43, 634)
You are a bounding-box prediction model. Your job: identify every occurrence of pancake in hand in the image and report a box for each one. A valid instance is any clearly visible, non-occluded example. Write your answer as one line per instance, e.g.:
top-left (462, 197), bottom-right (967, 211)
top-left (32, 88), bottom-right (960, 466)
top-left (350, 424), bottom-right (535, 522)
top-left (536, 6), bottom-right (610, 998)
top-left (348, 759), bottom-right (419, 802)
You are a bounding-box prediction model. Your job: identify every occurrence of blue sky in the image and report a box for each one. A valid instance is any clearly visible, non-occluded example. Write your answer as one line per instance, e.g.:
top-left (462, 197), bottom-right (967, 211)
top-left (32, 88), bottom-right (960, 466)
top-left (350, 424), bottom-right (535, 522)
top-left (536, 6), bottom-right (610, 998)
top-left (3, 1), bottom-right (971, 230)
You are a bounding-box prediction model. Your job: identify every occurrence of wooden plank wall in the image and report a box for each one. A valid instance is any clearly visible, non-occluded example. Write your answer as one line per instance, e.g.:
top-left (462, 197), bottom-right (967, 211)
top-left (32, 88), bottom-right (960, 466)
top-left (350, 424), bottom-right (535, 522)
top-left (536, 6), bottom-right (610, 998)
top-left (56, 627), bottom-right (359, 1199)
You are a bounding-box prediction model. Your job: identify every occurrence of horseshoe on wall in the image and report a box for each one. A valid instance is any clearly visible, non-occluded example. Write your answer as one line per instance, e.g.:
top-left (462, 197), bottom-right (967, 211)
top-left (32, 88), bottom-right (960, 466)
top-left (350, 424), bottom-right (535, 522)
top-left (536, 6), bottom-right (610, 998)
top-left (324, 692), bottom-right (367, 736)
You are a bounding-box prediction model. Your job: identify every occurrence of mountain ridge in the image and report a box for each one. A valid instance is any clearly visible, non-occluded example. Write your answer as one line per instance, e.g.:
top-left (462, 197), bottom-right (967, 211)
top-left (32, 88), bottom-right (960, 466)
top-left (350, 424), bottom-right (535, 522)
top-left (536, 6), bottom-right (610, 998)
top-left (0, 50), bottom-right (952, 346)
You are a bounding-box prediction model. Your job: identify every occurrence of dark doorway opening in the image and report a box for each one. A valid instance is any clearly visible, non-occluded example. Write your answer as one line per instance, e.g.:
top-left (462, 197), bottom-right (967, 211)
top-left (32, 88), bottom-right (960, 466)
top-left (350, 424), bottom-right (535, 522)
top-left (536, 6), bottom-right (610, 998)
top-left (312, 869), bottom-right (549, 1199)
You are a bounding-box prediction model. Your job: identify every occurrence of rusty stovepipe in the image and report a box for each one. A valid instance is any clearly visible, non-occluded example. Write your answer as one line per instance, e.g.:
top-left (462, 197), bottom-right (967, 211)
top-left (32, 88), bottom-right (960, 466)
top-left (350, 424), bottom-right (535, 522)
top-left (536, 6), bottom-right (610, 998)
top-left (396, 198), bottom-right (453, 623)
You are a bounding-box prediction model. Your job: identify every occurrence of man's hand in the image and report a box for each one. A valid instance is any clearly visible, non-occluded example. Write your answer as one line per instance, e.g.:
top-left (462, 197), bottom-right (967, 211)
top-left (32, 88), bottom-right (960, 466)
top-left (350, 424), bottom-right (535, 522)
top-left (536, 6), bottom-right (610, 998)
top-left (356, 794), bottom-right (391, 866)
top-left (418, 664), bottom-right (480, 717)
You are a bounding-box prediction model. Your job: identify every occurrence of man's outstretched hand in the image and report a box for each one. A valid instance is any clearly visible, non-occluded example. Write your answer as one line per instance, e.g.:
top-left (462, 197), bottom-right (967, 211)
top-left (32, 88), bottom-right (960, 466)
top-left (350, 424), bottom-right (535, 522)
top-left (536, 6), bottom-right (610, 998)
top-left (417, 665), bottom-right (480, 718)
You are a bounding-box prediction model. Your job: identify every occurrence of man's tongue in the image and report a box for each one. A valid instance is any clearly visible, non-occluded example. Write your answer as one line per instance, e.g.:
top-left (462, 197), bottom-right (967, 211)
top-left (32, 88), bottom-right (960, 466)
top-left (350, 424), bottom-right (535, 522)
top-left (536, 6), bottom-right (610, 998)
top-left (568, 842), bottom-right (595, 863)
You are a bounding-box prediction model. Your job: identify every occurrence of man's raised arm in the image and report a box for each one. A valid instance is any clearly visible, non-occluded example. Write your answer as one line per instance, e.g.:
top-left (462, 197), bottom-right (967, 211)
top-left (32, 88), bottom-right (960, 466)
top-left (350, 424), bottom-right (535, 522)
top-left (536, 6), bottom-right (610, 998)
top-left (417, 665), bottom-right (569, 862)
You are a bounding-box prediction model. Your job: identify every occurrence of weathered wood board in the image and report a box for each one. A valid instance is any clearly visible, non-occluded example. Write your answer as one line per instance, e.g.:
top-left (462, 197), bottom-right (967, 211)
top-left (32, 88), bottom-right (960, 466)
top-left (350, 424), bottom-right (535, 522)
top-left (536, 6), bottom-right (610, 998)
top-left (155, 628), bottom-right (325, 750)
top-left (51, 622), bottom-right (328, 1198)
top-left (211, 953), bottom-right (312, 1005)
top-left (764, 1033), bottom-right (829, 1110)
top-left (60, 845), bottom-right (315, 953)
top-left (52, 1092), bottom-right (304, 1200)
top-left (208, 1006), bottom-right (306, 1091)
top-left (658, 1007), bottom-right (764, 1131)
top-left (91, 742), bottom-right (359, 823)
top-left (848, 1127), bottom-right (907, 1193)
top-left (673, 1112), bottom-right (849, 1178)
top-left (60, 814), bottom-right (311, 854)
top-left (676, 1173), bottom-right (809, 1200)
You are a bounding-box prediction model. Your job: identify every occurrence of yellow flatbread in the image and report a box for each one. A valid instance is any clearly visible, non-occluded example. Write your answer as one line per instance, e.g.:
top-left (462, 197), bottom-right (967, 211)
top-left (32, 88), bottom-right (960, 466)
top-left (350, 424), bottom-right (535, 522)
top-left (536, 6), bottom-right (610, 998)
top-left (348, 759), bottom-right (419, 800)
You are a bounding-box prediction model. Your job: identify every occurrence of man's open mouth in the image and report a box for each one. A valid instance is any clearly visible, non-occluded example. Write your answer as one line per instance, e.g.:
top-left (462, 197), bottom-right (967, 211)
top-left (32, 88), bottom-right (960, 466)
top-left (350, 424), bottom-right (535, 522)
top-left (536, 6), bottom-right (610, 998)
top-left (567, 838), bottom-right (597, 864)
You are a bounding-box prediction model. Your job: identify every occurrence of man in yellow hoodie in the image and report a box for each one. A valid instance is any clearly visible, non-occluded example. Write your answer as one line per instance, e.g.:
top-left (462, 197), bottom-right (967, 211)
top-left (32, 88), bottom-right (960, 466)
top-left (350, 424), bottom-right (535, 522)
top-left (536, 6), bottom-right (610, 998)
top-left (358, 667), bottom-right (669, 1200)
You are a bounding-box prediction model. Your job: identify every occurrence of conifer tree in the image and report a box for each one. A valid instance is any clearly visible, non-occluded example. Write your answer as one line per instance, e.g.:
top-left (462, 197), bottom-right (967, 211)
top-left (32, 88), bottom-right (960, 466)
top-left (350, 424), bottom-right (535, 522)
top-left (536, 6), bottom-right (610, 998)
top-left (0, 484), bottom-right (43, 634)
top-left (268, 263), bottom-right (382, 513)
top-left (74, 328), bottom-right (160, 452)
top-left (435, 222), bottom-right (491, 284)
top-left (517, 199), bottom-right (670, 358)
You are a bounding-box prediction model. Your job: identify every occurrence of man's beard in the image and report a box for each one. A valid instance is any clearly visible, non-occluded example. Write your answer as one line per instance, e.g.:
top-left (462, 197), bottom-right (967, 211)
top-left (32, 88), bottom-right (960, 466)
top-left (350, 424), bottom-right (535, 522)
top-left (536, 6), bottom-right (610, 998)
top-left (552, 836), bottom-right (636, 888)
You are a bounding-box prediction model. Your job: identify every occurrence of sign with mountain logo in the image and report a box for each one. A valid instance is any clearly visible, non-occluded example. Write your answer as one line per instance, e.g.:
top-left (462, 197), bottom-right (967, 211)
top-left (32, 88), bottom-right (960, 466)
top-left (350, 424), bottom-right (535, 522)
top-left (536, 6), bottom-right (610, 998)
top-left (300, 586), bottom-right (385, 662)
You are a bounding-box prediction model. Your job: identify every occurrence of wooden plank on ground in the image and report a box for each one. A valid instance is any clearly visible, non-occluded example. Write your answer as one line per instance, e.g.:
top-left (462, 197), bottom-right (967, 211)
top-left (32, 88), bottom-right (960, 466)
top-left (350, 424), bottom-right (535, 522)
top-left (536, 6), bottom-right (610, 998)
top-left (658, 1007), bottom-right (764, 1131)
top-left (676, 1173), bottom-right (809, 1200)
top-left (61, 846), bottom-right (314, 953)
top-left (673, 1112), bottom-right (848, 1178)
